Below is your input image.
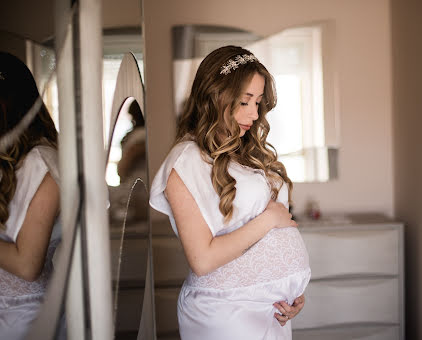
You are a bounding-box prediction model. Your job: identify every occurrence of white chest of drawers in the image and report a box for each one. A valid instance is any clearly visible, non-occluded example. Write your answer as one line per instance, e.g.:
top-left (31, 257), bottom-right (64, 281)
top-left (291, 219), bottom-right (405, 340)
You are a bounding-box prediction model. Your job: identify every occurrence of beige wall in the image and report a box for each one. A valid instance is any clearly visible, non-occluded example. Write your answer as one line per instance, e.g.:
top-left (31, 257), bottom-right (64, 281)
top-left (102, 0), bottom-right (142, 29)
top-left (0, 0), bottom-right (142, 46)
top-left (0, 0), bottom-right (54, 44)
top-left (0, 31), bottom-right (27, 61)
top-left (144, 0), bottom-right (394, 217)
top-left (391, 0), bottom-right (422, 338)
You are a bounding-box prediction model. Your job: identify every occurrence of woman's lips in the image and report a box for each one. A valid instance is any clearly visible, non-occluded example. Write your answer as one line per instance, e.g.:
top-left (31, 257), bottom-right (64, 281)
top-left (239, 124), bottom-right (251, 131)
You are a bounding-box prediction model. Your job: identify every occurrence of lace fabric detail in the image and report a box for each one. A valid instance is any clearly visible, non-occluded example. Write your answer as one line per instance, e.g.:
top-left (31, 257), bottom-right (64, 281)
top-left (0, 239), bottom-right (59, 299)
top-left (186, 227), bottom-right (309, 290)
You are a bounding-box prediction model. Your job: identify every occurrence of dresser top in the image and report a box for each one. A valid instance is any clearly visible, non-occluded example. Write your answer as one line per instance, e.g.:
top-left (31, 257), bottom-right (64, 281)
top-left (296, 213), bottom-right (403, 230)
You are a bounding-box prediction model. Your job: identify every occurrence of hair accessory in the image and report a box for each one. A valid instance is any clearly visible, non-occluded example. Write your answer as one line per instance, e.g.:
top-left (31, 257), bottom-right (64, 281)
top-left (220, 54), bottom-right (258, 75)
top-left (0, 72), bottom-right (5, 80)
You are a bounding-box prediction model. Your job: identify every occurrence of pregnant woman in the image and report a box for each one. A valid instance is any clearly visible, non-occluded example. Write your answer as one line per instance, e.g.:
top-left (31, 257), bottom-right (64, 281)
top-left (0, 52), bottom-right (61, 340)
top-left (150, 45), bottom-right (311, 339)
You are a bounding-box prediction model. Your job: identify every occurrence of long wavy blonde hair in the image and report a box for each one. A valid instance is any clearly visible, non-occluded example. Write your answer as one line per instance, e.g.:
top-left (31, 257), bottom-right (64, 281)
top-left (176, 45), bottom-right (292, 222)
top-left (0, 52), bottom-right (58, 230)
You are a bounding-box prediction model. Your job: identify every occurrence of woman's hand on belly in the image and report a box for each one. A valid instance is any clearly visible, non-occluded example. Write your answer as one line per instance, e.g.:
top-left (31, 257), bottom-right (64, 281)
top-left (273, 294), bottom-right (305, 326)
top-left (166, 170), bottom-right (298, 277)
top-left (263, 200), bottom-right (298, 229)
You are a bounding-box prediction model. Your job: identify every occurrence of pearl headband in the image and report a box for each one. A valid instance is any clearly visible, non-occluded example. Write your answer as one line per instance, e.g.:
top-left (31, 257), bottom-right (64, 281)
top-left (220, 54), bottom-right (258, 75)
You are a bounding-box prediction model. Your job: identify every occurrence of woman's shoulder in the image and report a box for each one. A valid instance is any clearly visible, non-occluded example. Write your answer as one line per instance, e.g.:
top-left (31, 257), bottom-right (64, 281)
top-left (166, 140), bottom-right (209, 167)
top-left (18, 145), bottom-right (59, 184)
top-left (4, 146), bottom-right (58, 243)
top-left (151, 140), bottom-right (211, 192)
top-left (17, 147), bottom-right (47, 173)
top-left (21, 145), bottom-right (56, 164)
top-left (150, 140), bottom-right (218, 237)
top-left (170, 140), bottom-right (200, 156)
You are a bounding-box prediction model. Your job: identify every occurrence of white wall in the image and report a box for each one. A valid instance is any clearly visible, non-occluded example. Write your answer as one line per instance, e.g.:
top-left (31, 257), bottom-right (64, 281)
top-left (144, 0), bottom-right (394, 217)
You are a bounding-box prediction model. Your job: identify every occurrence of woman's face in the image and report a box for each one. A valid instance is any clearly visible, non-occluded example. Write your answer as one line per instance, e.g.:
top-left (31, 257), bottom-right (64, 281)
top-left (233, 73), bottom-right (265, 137)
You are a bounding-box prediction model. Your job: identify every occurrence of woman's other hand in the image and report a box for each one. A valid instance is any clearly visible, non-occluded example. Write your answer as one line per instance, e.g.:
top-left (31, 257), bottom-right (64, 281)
top-left (263, 200), bottom-right (298, 230)
top-left (273, 294), bottom-right (305, 327)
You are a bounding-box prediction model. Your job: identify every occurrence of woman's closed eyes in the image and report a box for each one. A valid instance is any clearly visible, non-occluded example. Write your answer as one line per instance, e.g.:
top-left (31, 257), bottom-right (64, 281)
top-left (240, 101), bottom-right (260, 106)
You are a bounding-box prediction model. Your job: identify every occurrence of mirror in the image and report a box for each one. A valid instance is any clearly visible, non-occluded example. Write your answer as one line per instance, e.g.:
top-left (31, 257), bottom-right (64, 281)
top-left (172, 24), bottom-right (339, 183)
top-left (104, 51), bottom-right (151, 340)
top-left (1, 1), bottom-right (153, 338)
top-left (22, 4), bottom-right (78, 338)
top-left (108, 98), bottom-right (148, 339)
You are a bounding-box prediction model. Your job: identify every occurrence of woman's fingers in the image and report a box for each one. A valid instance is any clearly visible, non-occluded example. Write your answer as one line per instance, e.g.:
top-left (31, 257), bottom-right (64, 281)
top-left (273, 311), bottom-right (288, 326)
top-left (273, 302), bottom-right (287, 315)
top-left (279, 301), bottom-right (293, 315)
top-left (266, 201), bottom-right (298, 229)
top-left (273, 295), bottom-right (306, 326)
top-left (273, 302), bottom-right (291, 326)
top-left (293, 294), bottom-right (305, 307)
top-left (289, 294), bottom-right (305, 316)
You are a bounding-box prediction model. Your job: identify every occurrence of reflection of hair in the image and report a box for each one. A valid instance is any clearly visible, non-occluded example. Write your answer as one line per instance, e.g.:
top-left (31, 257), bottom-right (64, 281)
top-left (176, 45), bottom-right (292, 221)
top-left (0, 52), bottom-right (58, 229)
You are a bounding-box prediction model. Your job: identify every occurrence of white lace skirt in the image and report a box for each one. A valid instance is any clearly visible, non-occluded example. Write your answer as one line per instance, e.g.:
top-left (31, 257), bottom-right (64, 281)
top-left (178, 227), bottom-right (311, 340)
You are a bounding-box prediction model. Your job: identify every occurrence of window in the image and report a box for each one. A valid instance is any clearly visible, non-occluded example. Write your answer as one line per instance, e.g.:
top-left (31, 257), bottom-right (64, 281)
top-left (248, 25), bottom-right (334, 182)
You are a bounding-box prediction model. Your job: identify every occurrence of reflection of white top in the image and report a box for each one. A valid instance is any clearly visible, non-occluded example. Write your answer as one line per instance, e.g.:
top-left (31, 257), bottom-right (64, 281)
top-left (0, 146), bottom-right (61, 340)
top-left (150, 141), bottom-right (311, 340)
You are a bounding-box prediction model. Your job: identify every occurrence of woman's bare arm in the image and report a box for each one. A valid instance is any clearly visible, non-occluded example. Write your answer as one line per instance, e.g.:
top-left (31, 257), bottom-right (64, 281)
top-left (0, 172), bottom-right (59, 281)
top-left (165, 169), bottom-right (297, 276)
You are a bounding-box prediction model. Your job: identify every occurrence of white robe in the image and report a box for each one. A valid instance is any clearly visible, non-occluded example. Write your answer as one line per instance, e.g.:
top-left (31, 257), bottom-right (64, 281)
top-left (150, 141), bottom-right (311, 339)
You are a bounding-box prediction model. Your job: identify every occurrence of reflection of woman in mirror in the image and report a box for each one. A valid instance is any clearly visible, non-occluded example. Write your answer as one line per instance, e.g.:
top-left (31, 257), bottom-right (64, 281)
top-left (150, 45), bottom-right (310, 339)
top-left (0, 52), bottom-right (61, 340)
top-left (117, 102), bottom-right (146, 183)
top-left (109, 102), bottom-right (148, 223)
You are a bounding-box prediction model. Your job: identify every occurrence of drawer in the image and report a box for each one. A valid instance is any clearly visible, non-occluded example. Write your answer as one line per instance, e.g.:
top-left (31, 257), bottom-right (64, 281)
top-left (110, 236), bottom-right (189, 285)
top-left (292, 277), bottom-right (400, 329)
top-left (293, 325), bottom-right (400, 340)
top-left (153, 237), bottom-right (190, 285)
top-left (114, 288), bottom-right (144, 332)
top-left (155, 287), bottom-right (180, 334)
top-left (110, 238), bottom-right (148, 282)
top-left (115, 286), bottom-right (181, 335)
top-left (301, 228), bottom-right (399, 278)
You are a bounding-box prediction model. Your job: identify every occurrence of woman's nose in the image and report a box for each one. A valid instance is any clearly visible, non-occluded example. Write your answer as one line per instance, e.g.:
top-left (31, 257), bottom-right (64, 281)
top-left (250, 105), bottom-right (259, 120)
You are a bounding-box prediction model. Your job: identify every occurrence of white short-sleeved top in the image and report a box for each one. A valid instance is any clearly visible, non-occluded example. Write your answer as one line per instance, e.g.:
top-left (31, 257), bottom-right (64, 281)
top-left (149, 141), bottom-right (288, 237)
top-left (0, 145), bottom-right (60, 243)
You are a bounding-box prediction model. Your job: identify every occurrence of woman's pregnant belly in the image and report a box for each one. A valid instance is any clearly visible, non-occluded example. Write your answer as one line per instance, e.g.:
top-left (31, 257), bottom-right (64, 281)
top-left (186, 227), bottom-right (310, 290)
